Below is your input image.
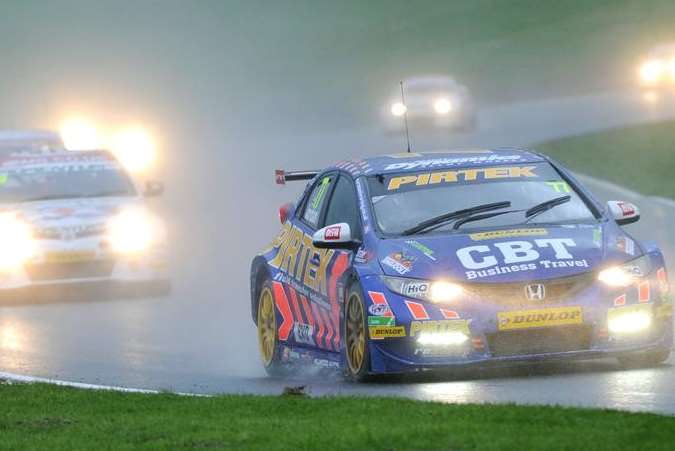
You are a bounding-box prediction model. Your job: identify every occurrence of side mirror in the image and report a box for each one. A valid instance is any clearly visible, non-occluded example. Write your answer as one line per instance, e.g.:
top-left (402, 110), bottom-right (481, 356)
top-left (143, 181), bottom-right (164, 197)
top-left (279, 202), bottom-right (293, 224)
top-left (607, 200), bottom-right (640, 225)
top-left (312, 223), bottom-right (360, 249)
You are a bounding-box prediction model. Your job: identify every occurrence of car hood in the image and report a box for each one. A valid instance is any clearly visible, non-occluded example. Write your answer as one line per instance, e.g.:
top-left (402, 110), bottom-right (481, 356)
top-left (377, 222), bottom-right (639, 283)
top-left (6, 197), bottom-right (139, 235)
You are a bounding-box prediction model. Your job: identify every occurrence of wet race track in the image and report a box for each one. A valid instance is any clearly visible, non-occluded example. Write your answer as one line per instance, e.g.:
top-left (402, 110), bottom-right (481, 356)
top-left (1, 90), bottom-right (674, 415)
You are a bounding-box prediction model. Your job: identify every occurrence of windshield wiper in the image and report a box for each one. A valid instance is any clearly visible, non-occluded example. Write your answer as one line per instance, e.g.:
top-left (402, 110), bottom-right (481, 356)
top-left (402, 201), bottom-right (511, 236)
top-left (523, 195), bottom-right (571, 223)
top-left (452, 209), bottom-right (522, 230)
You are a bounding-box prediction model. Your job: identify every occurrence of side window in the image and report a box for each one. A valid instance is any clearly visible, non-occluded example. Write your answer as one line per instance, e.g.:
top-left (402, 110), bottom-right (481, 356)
top-left (301, 174), bottom-right (334, 228)
top-left (323, 175), bottom-right (362, 240)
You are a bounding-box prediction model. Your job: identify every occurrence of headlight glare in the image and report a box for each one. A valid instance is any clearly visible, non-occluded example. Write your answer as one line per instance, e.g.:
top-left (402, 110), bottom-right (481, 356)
top-left (382, 276), bottom-right (462, 303)
top-left (639, 59), bottom-right (663, 84)
top-left (107, 208), bottom-right (160, 255)
top-left (598, 256), bottom-right (650, 287)
top-left (0, 213), bottom-right (35, 268)
top-left (433, 98), bottom-right (452, 115)
top-left (391, 102), bottom-right (407, 116)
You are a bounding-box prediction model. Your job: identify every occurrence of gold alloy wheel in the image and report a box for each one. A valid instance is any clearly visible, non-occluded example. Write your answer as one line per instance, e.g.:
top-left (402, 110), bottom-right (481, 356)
top-left (257, 287), bottom-right (277, 367)
top-left (346, 292), bottom-right (366, 374)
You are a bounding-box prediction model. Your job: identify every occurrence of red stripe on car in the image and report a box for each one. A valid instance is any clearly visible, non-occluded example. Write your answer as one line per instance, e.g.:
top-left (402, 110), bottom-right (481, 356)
top-left (271, 281), bottom-right (293, 341)
top-left (405, 300), bottom-right (429, 320)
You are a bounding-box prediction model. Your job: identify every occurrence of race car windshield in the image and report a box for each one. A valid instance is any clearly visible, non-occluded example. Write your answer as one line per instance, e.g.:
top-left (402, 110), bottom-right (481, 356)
top-left (0, 164), bottom-right (137, 203)
top-left (367, 162), bottom-right (597, 236)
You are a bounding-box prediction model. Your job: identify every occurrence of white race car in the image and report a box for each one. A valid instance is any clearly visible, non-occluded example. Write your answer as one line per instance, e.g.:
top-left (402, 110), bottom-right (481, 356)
top-left (384, 76), bottom-right (476, 132)
top-left (0, 130), bottom-right (65, 155)
top-left (0, 150), bottom-right (169, 295)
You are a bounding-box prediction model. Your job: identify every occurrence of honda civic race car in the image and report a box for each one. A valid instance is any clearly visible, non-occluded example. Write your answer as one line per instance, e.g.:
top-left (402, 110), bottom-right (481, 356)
top-left (250, 149), bottom-right (672, 381)
top-left (0, 150), bottom-right (169, 295)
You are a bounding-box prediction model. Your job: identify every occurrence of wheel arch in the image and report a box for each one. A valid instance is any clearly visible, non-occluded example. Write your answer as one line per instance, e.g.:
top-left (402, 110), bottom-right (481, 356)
top-left (250, 256), bottom-right (271, 325)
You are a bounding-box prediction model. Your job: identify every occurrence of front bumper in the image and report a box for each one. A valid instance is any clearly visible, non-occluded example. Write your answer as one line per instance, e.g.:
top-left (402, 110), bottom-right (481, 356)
top-left (0, 243), bottom-right (169, 290)
top-left (365, 275), bottom-right (673, 374)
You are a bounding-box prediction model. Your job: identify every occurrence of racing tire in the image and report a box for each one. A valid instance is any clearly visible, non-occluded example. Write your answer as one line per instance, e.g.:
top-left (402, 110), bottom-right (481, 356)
top-left (256, 279), bottom-right (286, 377)
top-left (343, 282), bottom-right (371, 382)
top-left (617, 348), bottom-right (671, 368)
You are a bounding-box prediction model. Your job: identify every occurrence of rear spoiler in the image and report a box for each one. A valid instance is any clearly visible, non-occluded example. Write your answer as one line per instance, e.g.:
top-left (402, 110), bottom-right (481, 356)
top-left (275, 169), bottom-right (319, 185)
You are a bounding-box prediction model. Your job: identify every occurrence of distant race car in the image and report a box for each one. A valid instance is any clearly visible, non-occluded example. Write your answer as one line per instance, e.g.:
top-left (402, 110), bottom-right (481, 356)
top-left (638, 44), bottom-right (675, 100)
top-left (0, 150), bottom-right (169, 294)
top-left (0, 129), bottom-right (65, 155)
top-left (384, 76), bottom-right (476, 132)
top-left (250, 149), bottom-right (672, 381)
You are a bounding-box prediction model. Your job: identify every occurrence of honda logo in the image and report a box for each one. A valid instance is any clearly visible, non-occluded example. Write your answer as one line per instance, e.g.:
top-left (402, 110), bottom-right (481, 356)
top-left (525, 283), bottom-right (546, 301)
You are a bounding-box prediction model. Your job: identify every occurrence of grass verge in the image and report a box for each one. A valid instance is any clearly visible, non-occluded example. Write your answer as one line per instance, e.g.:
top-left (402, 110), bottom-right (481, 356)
top-left (536, 120), bottom-right (675, 199)
top-left (2, 382), bottom-right (675, 450)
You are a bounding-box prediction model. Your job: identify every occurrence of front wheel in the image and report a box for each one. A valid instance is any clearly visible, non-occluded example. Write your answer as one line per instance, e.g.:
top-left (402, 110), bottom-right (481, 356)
top-left (618, 348), bottom-right (671, 368)
top-left (343, 282), bottom-right (371, 382)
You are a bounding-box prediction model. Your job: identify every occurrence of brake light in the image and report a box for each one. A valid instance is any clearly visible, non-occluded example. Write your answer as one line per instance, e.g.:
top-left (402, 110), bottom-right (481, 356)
top-left (279, 203), bottom-right (292, 224)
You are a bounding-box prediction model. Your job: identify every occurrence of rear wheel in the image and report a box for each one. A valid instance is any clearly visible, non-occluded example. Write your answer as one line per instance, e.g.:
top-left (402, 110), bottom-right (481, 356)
top-left (618, 348), bottom-right (671, 368)
top-left (257, 281), bottom-right (284, 376)
top-left (344, 283), bottom-right (370, 382)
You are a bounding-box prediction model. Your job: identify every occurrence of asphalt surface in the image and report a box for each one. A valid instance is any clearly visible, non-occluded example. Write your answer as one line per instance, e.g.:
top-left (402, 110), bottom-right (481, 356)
top-left (1, 90), bottom-right (675, 415)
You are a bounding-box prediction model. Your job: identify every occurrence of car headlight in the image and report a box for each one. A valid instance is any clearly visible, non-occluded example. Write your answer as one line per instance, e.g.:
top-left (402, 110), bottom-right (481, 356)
top-left (391, 102), bottom-right (407, 116)
top-left (433, 98), bottom-right (452, 115)
top-left (107, 208), bottom-right (161, 255)
top-left (0, 213), bottom-right (35, 268)
top-left (597, 255), bottom-right (651, 288)
top-left (382, 276), bottom-right (463, 303)
top-left (639, 59), bottom-right (664, 84)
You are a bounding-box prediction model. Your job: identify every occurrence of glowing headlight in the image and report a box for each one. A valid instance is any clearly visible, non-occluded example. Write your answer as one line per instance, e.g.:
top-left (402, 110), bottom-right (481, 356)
top-left (608, 310), bottom-right (652, 334)
top-left (0, 213), bottom-right (35, 268)
top-left (60, 117), bottom-right (102, 151)
top-left (391, 102), bottom-right (407, 117)
top-left (639, 59), bottom-right (664, 84)
top-left (107, 208), bottom-right (161, 254)
top-left (109, 127), bottom-right (157, 173)
top-left (598, 256), bottom-right (650, 288)
top-left (417, 331), bottom-right (468, 346)
top-left (433, 98), bottom-right (452, 115)
top-left (382, 276), bottom-right (463, 303)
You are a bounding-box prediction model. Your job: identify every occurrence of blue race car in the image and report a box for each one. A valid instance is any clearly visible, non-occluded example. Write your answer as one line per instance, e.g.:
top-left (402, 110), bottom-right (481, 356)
top-left (250, 149), bottom-right (672, 381)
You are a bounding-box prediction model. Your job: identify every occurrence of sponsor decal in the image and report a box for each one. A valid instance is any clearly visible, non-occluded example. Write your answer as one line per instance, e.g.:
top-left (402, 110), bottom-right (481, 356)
top-left (615, 236), bottom-right (635, 256)
top-left (369, 325), bottom-right (406, 339)
top-left (638, 281), bottom-right (650, 303)
top-left (405, 240), bottom-right (436, 260)
top-left (354, 248), bottom-right (371, 264)
top-left (384, 154), bottom-right (521, 171)
top-left (545, 181), bottom-right (571, 193)
top-left (269, 222), bottom-right (337, 297)
top-left (313, 358), bottom-right (340, 368)
top-left (404, 300), bottom-right (429, 320)
top-left (613, 294), bottom-right (626, 307)
top-left (368, 303), bottom-right (390, 316)
top-left (410, 319), bottom-right (470, 337)
top-left (45, 250), bottom-right (97, 263)
top-left (368, 316), bottom-right (395, 327)
top-left (469, 228), bottom-right (547, 241)
top-left (387, 166), bottom-right (537, 191)
top-left (381, 251), bottom-right (415, 275)
top-left (617, 202), bottom-right (635, 217)
top-left (457, 239), bottom-right (588, 280)
top-left (497, 306), bottom-right (582, 331)
top-left (355, 179), bottom-right (372, 233)
top-left (324, 225), bottom-right (341, 240)
top-left (293, 323), bottom-right (315, 346)
top-left (368, 291), bottom-right (394, 318)
top-left (440, 309), bottom-right (460, 319)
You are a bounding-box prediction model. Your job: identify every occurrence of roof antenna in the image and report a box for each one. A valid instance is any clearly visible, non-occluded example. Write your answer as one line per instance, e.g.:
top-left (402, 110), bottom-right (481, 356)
top-left (400, 80), bottom-right (412, 153)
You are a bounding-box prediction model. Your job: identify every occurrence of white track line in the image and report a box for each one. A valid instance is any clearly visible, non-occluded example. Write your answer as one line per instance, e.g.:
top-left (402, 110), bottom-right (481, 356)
top-left (0, 371), bottom-right (208, 396)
